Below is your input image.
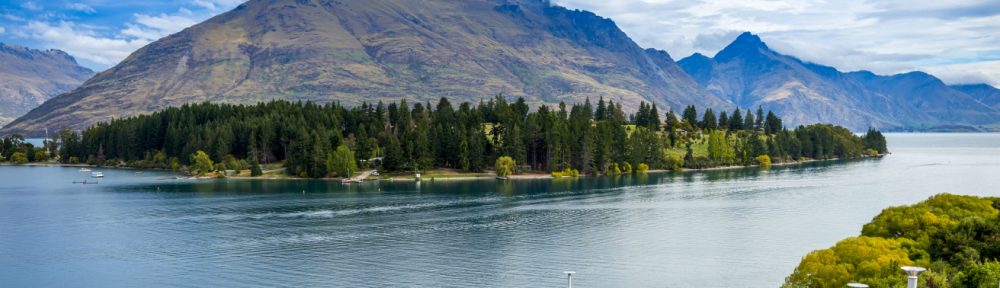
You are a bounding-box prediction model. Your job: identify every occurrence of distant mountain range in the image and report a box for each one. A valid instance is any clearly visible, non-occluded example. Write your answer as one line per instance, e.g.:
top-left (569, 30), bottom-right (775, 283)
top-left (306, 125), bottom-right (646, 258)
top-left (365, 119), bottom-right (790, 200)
top-left (1, 0), bottom-right (726, 135)
top-left (0, 43), bottom-right (93, 127)
top-left (678, 32), bottom-right (1000, 131)
top-left (2, 1), bottom-right (999, 135)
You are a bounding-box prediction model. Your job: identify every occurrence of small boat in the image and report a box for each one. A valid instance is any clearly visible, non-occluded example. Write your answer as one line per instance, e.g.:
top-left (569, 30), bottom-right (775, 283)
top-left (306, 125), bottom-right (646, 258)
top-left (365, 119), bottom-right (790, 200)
top-left (91, 172), bottom-right (104, 178)
top-left (78, 168), bottom-right (92, 172)
top-left (341, 179), bottom-right (354, 184)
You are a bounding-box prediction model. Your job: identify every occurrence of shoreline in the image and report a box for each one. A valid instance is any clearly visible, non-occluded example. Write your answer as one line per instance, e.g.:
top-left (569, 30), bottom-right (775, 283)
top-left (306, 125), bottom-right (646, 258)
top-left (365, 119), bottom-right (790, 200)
top-left (1, 154), bottom-right (884, 182)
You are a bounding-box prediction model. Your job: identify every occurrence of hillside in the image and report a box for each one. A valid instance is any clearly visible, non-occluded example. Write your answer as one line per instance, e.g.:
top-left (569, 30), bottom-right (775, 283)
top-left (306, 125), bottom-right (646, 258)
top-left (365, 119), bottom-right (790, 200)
top-left (952, 84), bottom-right (1000, 110)
top-left (0, 43), bottom-right (93, 127)
top-left (2, 0), bottom-right (727, 135)
top-left (678, 32), bottom-right (1000, 131)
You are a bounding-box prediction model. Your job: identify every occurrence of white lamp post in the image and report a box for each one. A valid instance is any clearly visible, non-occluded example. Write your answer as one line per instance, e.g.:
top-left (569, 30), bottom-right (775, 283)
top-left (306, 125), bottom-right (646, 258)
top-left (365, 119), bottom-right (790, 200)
top-left (901, 266), bottom-right (926, 288)
top-left (564, 271), bottom-right (575, 288)
top-left (847, 283), bottom-right (869, 288)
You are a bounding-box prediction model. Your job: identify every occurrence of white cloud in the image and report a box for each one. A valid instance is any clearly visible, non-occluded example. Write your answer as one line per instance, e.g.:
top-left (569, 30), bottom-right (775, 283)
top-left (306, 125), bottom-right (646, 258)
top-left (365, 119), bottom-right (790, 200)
top-left (21, 1), bottom-right (42, 11)
top-left (924, 61), bottom-right (1000, 87)
top-left (190, 0), bottom-right (245, 11)
top-left (67, 3), bottom-right (96, 14)
top-left (0, 26), bottom-right (5, 34)
top-left (25, 21), bottom-right (150, 66)
top-left (553, 0), bottom-right (1000, 86)
top-left (121, 13), bottom-right (199, 41)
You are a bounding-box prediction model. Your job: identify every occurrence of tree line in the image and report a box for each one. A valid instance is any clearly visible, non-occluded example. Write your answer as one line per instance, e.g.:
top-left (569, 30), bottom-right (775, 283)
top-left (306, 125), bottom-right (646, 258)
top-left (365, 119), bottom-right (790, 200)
top-left (1, 96), bottom-right (887, 177)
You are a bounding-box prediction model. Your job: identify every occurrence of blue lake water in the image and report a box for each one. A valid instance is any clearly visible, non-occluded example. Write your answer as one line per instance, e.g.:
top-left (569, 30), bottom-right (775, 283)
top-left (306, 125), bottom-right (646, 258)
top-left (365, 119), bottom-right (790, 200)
top-left (1, 133), bottom-right (998, 287)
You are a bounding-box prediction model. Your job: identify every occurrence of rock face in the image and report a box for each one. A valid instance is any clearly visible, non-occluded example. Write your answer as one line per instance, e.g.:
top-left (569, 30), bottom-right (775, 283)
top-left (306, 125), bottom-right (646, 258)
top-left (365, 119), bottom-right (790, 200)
top-left (2, 0), bottom-right (727, 135)
top-left (0, 43), bottom-right (93, 127)
top-left (678, 32), bottom-right (1000, 131)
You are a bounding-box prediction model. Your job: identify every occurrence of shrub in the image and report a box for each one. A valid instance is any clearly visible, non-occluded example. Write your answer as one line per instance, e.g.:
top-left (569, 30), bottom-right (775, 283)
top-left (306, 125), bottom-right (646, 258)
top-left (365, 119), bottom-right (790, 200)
top-left (495, 156), bottom-right (516, 177)
top-left (637, 163), bottom-right (649, 173)
top-left (188, 150), bottom-right (214, 176)
top-left (610, 163), bottom-right (621, 175)
top-left (755, 154), bottom-right (772, 169)
top-left (250, 161), bottom-right (263, 177)
top-left (11, 152), bottom-right (28, 164)
top-left (622, 162), bottom-right (633, 173)
top-left (551, 168), bottom-right (579, 178)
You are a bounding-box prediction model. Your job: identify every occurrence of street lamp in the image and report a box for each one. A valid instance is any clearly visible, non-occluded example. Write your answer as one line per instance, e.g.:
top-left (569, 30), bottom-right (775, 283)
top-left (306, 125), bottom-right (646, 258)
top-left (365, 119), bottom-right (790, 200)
top-left (847, 283), bottom-right (869, 288)
top-left (564, 271), bottom-right (575, 288)
top-left (901, 266), bottom-right (926, 288)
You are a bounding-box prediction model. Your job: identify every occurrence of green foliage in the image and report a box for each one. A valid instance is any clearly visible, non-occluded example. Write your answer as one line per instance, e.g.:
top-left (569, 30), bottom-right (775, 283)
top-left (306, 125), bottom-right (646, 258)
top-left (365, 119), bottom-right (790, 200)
top-left (327, 144), bottom-right (358, 178)
top-left (622, 162), bottom-right (633, 173)
top-left (10, 152), bottom-right (28, 164)
top-left (783, 236), bottom-right (921, 288)
top-left (51, 97), bottom-right (879, 178)
top-left (550, 168), bottom-right (579, 178)
top-left (786, 194), bottom-right (1000, 288)
top-left (755, 154), bottom-right (772, 168)
top-left (250, 161), bottom-right (263, 177)
top-left (495, 156), bottom-right (516, 177)
top-left (862, 194), bottom-right (998, 246)
top-left (188, 150), bottom-right (214, 176)
top-left (636, 163), bottom-right (649, 173)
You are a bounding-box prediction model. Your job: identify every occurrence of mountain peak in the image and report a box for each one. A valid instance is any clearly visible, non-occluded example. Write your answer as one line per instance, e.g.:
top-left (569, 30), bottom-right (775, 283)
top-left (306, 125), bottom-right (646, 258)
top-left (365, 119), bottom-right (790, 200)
top-left (714, 32), bottom-right (769, 61)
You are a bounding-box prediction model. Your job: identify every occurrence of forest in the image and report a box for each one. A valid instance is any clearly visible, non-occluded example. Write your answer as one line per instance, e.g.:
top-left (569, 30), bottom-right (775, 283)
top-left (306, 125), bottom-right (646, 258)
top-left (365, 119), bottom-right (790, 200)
top-left (784, 194), bottom-right (1000, 288)
top-left (0, 96), bottom-right (887, 178)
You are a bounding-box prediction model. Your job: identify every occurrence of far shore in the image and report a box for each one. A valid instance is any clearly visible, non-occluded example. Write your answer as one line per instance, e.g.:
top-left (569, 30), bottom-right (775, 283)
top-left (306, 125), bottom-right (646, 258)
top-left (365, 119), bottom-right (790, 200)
top-left (2, 154), bottom-right (884, 183)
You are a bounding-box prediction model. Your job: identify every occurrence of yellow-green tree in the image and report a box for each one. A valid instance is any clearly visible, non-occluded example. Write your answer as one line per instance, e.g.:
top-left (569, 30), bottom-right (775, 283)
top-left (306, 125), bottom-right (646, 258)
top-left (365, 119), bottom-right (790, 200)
top-left (10, 152), bottom-right (28, 164)
top-left (495, 156), bottom-right (516, 177)
top-left (327, 144), bottom-right (358, 178)
top-left (783, 236), bottom-right (923, 288)
top-left (755, 154), bottom-right (772, 168)
top-left (861, 193), bottom-right (998, 247)
top-left (189, 150), bottom-right (214, 176)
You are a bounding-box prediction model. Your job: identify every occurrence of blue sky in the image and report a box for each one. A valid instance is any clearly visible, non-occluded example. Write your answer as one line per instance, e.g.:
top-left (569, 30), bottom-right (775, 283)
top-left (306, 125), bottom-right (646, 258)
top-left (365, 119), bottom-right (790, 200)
top-left (1, 0), bottom-right (998, 86)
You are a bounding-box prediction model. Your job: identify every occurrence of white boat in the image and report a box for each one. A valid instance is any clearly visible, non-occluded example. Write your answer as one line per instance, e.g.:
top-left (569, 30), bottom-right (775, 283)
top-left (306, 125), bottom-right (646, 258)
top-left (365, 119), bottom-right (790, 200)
top-left (91, 172), bottom-right (104, 178)
top-left (79, 168), bottom-right (92, 172)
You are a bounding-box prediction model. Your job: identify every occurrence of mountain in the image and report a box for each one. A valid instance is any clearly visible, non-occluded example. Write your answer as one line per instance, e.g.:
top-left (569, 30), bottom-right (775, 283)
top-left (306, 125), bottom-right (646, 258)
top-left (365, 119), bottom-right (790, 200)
top-left (2, 0), bottom-right (727, 135)
top-left (0, 43), bottom-right (94, 127)
top-left (678, 32), bottom-right (1000, 131)
top-left (951, 84), bottom-right (1000, 110)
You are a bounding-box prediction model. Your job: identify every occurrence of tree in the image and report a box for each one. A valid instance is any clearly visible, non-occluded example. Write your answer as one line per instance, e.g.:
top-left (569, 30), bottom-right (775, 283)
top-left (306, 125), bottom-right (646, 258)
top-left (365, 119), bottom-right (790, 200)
top-left (495, 156), bottom-right (516, 177)
top-left (327, 144), bottom-right (358, 178)
top-left (701, 108), bottom-right (717, 130)
top-left (681, 105), bottom-right (698, 128)
top-left (250, 161), bottom-right (263, 177)
top-left (10, 152), bottom-right (28, 164)
top-left (755, 154), bottom-right (772, 168)
top-left (189, 150), bottom-right (214, 176)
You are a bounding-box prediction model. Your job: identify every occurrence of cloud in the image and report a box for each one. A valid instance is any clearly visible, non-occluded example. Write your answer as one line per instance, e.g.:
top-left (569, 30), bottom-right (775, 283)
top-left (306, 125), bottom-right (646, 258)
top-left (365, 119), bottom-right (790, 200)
top-left (924, 61), bottom-right (1000, 87)
top-left (21, 1), bottom-right (42, 11)
top-left (190, 0), bottom-right (245, 11)
top-left (0, 26), bottom-right (4, 34)
top-left (24, 21), bottom-right (150, 66)
top-left (67, 3), bottom-right (96, 14)
top-left (553, 0), bottom-right (1000, 86)
top-left (121, 13), bottom-right (199, 41)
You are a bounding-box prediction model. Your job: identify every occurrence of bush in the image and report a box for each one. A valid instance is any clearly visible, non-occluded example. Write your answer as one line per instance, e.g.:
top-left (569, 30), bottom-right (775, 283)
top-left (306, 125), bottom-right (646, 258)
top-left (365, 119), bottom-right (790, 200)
top-left (10, 152), bottom-right (28, 164)
top-left (755, 154), bottom-right (772, 169)
top-left (188, 150), bottom-right (214, 176)
top-left (622, 162), bottom-right (633, 173)
top-left (495, 156), bottom-right (516, 177)
top-left (637, 163), bottom-right (649, 173)
top-left (551, 168), bottom-right (579, 178)
top-left (610, 163), bottom-right (621, 175)
top-left (250, 161), bottom-right (263, 177)
top-left (665, 155), bottom-right (684, 171)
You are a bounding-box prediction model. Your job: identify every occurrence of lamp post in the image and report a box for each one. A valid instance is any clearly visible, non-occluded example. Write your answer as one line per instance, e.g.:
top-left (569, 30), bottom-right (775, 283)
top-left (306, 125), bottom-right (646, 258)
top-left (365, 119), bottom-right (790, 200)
top-left (847, 283), bottom-right (869, 288)
top-left (564, 271), bottom-right (575, 288)
top-left (901, 266), bottom-right (926, 288)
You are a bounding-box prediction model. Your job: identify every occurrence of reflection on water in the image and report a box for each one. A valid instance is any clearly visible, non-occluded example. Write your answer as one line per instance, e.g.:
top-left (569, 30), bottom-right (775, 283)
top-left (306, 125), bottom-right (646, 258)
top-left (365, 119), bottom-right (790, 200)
top-left (1, 134), bottom-right (998, 287)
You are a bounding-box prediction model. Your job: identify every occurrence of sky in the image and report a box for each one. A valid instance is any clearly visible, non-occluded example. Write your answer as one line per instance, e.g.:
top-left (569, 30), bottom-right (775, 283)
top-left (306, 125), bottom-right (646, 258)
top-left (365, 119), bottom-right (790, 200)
top-left (0, 0), bottom-right (997, 87)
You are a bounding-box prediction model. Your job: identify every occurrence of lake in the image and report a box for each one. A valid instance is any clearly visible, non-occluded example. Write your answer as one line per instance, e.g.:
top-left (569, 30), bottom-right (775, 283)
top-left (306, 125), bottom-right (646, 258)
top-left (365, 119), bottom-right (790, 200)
top-left (1, 133), bottom-right (998, 287)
